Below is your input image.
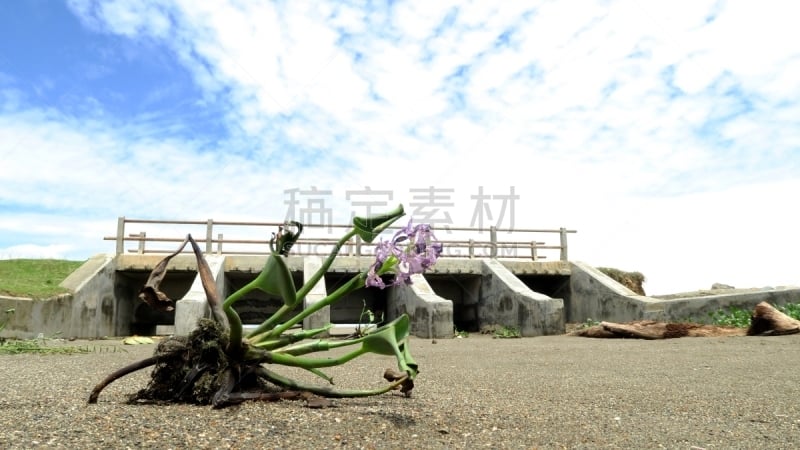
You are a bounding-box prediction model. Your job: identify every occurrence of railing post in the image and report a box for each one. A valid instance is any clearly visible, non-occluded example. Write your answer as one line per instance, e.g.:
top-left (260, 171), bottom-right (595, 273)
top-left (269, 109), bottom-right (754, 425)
top-left (217, 233), bottom-right (223, 255)
top-left (559, 227), bottom-right (568, 261)
top-left (137, 232), bottom-right (146, 254)
top-left (530, 241), bottom-right (538, 261)
top-left (116, 216), bottom-right (125, 255)
top-left (355, 236), bottom-right (362, 256)
top-left (468, 239), bottom-right (474, 259)
top-left (489, 226), bottom-right (497, 258)
top-left (206, 219), bottom-right (213, 253)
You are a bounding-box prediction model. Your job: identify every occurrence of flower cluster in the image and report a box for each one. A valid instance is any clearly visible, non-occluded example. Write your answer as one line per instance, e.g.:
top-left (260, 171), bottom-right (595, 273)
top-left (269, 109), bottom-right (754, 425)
top-left (366, 220), bottom-right (444, 289)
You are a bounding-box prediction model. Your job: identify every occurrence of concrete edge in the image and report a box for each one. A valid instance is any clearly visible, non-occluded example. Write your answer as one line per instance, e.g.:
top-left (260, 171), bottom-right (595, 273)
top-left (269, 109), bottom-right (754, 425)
top-left (174, 255), bottom-right (227, 336)
top-left (302, 256), bottom-right (331, 332)
top-left (480, 259), bottom-right (565, 336)
top-left (59, 254), bottom-right (114, 292)
top-left (388, 274), bottom-right (454, 339)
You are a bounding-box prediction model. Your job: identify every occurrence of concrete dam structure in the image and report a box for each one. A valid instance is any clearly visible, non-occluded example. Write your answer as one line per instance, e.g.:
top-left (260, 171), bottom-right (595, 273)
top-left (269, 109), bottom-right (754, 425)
top-left (3, 253), bottom-right (800, 340)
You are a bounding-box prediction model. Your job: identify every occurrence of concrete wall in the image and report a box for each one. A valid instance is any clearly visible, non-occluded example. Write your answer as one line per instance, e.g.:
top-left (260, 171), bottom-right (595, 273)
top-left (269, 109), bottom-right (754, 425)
top-left (1, 254), bottom-right (117, 339)
top-left (387, 274), bottom-right (454, 339)
top-left (569, 261), bottom-right (800, 323)
top-left (568, 261), bottom-right (666, 323)
top-left (479, 259), bottom-right (564, 336)
top-left (3, 254), bottom-right (797, 339)
top-left (174, 255), bottom-right (227, 335)
top-left (659, 288), bottom-right (800, 321)
top-left (302, 256), bottom-right (330, 332)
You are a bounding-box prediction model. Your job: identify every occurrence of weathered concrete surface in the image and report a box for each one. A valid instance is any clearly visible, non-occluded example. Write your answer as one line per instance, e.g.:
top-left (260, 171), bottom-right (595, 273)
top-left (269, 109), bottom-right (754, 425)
top-left (479, 259), bottom-right (564, 336)
top-left (3, 254), bottom-right (798, 339)
top-left (424, 258), bottom-right (483, 275)
top-left (224, 255), bottom-right (304, 273)
top-left (499, 259), bottom-right (571, 275)
top-left (568, 261), bottom-right (666, 323)
top-left (1, 254), bottom-right (116, 339)
top-left (301, 256), bottom-right (330, 333)
top-left (658, 287), bottom-right (800, 321)
top-left (387, 274), bottom-right (454, 339)
top-left (569, 261), bottom-right (800, 323)
top-left (174, 255), bottom-right (227, 336)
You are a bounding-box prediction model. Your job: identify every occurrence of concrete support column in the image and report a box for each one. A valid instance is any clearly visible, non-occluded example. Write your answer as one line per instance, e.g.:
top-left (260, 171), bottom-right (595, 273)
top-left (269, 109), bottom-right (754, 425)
top-left (388, 274), bottom-right (454, 339)
top-left (302, 256), bottom-right (330, 332)
top-left (175, 255), bottom-right (227, 335)
top-left (480, 259), bottom-right (564, 336)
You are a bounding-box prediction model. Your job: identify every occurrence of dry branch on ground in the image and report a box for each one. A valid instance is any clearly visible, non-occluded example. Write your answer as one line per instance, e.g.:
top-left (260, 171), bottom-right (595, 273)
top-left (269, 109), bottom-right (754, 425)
top-left (570, 302), bottom-right (800, 339)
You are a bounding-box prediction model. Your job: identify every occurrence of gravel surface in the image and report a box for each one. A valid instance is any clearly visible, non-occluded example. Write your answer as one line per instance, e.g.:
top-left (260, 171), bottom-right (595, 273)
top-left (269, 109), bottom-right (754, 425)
top-left (2, 333), bottom-right (800, 449)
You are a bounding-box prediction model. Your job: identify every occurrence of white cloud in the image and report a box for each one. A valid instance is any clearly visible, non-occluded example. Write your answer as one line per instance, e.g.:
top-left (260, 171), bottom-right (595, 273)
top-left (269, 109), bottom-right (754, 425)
top-left (0, 244), bottom-right (75, 260)
top-left (2, 0), bottom-right (799, 294)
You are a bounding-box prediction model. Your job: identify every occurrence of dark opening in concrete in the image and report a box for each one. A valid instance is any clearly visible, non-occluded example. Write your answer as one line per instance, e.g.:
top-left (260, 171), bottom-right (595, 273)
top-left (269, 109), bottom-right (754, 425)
top-left (115, 270), bottom-right (194, 335)
top-left (324, 273), bottom-right (387, 324)
top-left (225, 270), bottom-right (306, 325)
top-left (425, 274), bottom-right (481, 332)
top-left (515, 274), bottom-right (571, 317)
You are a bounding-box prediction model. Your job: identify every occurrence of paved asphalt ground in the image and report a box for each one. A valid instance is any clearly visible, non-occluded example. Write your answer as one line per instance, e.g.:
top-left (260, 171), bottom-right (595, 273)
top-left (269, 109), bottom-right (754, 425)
top-left (1, 333), bottom-right (799, 449)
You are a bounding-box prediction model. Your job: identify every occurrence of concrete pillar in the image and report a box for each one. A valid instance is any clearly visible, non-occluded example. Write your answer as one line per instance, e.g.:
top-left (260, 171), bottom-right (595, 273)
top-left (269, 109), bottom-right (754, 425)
top-left (302, 256), bottom-right (330, 333)
top-left (388, 274), bottom-right (454, 339)
top-left (175, 255), bottom-right (227, 335)
top-left (480, 259), bottom-right (564, 336)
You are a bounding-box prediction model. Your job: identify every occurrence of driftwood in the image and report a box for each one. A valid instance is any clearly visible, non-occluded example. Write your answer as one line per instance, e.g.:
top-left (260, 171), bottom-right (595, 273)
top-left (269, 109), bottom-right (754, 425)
top-left (748, 302), bottom-right (800, 335)
top-left (570, 302), bottom-right (800, 339)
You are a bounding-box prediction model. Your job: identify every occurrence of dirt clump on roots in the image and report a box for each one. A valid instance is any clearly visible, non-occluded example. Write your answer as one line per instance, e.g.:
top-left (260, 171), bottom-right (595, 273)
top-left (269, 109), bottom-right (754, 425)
top-left (127, 319), bottom-right (258, 405)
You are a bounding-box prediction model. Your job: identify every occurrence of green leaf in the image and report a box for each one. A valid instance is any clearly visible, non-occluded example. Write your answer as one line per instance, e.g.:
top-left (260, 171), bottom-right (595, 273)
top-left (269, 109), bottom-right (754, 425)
top-left (400, 341), bottom-right (418, 378)
top-left (360, 315), bottom-right (417, 377)
top-left (361, 315), bottom-right (410, 356)
top-left (252, 253), bottom-right (298, 307)
top-left (352, 204), bottom-right (405, 243)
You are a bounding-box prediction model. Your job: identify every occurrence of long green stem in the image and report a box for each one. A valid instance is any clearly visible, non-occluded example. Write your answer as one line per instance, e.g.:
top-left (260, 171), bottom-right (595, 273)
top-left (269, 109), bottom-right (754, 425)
top-left (246, 229), bottom-right (359, 339)
top-left (252, 325), bottom-right (333, 350)
top-left (248, 303), bottom-right (293, 338)
top-left (267, 347), bottom-right (368, 369)
top-left (296, 229), bottom-right (358, 301)
top-left (254, 366), bottom-right (409, 399)
top-left (221, 278), bottom-right (261, 353)
top-left (272, 334), bottom-right (369, 355)
top-left (260, 272), bottom-right (366, 341)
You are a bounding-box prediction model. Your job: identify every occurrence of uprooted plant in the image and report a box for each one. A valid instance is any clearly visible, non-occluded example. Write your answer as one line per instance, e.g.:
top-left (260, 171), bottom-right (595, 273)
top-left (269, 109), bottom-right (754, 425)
top-left (88, 204), bottom-right (443, 408)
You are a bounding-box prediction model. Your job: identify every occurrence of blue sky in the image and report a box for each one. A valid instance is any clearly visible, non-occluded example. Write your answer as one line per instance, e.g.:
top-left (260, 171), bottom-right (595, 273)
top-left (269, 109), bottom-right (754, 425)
top-left (1, 0), bottom-right (799, 294)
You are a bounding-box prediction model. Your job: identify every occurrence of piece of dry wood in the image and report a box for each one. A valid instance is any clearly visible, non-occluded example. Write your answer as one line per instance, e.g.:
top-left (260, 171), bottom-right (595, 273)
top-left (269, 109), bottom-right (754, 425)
top-left (570, 302), bottom-right (800, 339)
top-left (570, 321), bottom-right (744, 339)
top-left (748, 301), bottom-right (800, 336)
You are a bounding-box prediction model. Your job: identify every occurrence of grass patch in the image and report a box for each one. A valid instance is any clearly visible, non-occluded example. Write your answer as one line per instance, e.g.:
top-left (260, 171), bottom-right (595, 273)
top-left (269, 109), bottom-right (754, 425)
top-left (708, 303), bottom-right (800, 328)
top-left (0, 337), bottom-right (91, 355)
top-left (0, 336), bottom-right (126, 355)
top-left (0, 259), bottom-right (84, 298)
top-left (576, 318), bottom-right (601, 330)
top-left (493, 325), bottom-right (521, 339)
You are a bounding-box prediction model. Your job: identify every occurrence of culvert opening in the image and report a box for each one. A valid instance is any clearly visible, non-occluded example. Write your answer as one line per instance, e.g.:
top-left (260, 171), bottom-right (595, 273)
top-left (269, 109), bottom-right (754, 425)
top-left (115, 270), bottom-right (194, 336)
top-left (515, 274), bottom-right (572, 316)
top-left (225, 270), bottom-right (306, 325)
top-left (324, 273), bottom-right (387, 325)
top-left (425, 274), bottom-right (481, 332)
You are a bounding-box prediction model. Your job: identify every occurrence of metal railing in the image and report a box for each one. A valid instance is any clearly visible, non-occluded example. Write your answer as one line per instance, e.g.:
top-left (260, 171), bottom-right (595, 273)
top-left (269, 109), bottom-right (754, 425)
top-left (104, 217), bottom-right (577, 261)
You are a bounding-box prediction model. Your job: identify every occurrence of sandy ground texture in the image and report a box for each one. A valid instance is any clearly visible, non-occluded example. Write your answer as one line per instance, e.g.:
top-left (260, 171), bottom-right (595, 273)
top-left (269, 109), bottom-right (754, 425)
top-left (1, 333), bottom-right (800, 449)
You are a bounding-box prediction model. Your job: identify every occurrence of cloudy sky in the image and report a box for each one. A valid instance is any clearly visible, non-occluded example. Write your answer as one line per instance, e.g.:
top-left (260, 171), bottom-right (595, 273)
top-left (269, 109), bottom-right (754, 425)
top-left (1, 0), bottom-right (798, 295)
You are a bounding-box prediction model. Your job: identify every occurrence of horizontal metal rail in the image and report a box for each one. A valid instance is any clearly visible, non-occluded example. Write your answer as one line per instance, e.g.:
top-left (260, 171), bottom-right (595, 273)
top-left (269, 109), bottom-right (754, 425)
top-left (104, 217), bottom-right (577, 261)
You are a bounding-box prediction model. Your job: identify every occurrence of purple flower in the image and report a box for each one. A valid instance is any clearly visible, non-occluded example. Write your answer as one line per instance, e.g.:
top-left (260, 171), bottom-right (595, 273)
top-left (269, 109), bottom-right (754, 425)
top-left (365, 219), bottom-right (443, 289)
